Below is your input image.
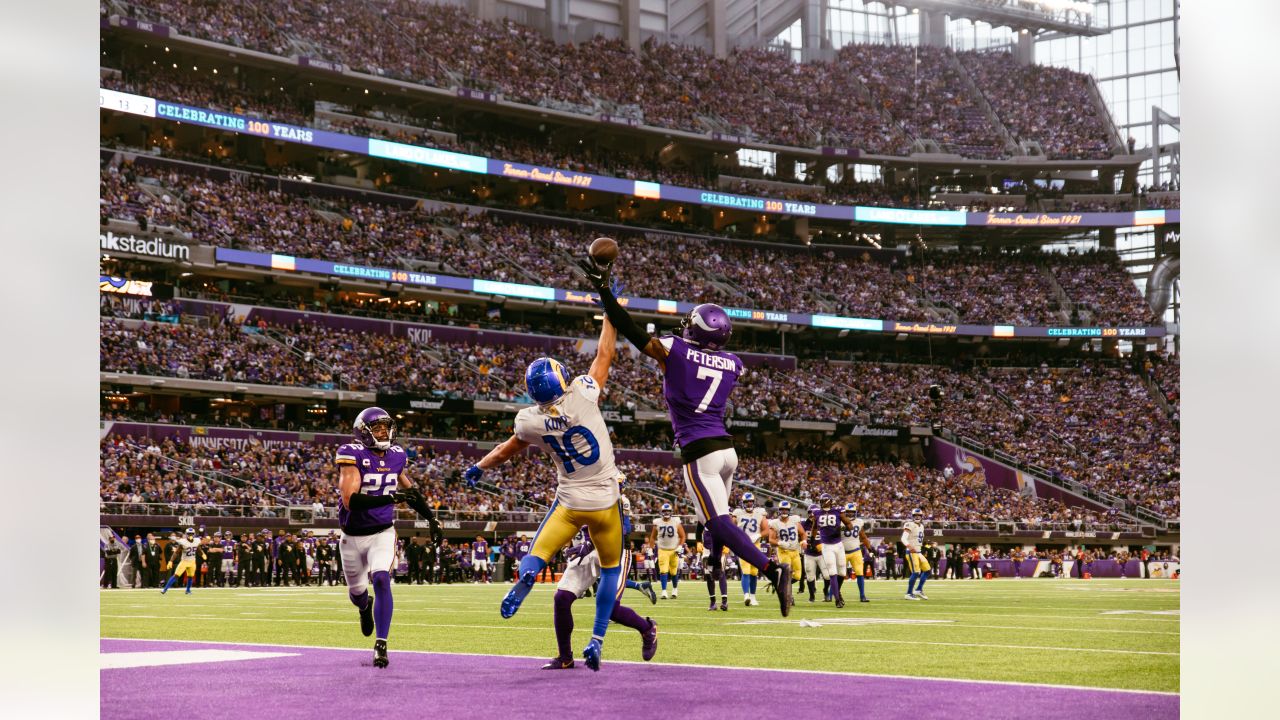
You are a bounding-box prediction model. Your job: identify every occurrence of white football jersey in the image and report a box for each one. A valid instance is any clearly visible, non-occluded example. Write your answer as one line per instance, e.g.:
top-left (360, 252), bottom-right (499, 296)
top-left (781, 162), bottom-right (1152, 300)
top-left (841, 518), bottom-right (866, 552)
top-left (901, 521), bottom-right (924, 553)
top-left (731, 507), bottom-right (768, 542)
top-left (773, 514), bottom-right (803, 551)
top-left (514, 375), bottom-right (619, 511)
top-left (653, 517), bottom-right (683, 550)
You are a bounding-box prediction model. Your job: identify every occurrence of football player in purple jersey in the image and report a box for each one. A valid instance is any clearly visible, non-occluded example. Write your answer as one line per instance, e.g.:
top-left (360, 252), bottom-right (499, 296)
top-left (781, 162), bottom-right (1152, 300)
top-left (585, 258), bottom-right (794, 616)
top-left (335, 407), bottom-right (442, 668)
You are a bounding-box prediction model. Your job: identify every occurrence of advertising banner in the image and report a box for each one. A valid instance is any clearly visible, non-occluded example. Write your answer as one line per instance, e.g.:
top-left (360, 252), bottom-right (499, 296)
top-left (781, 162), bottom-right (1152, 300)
top-left (375, 395), bottom-right (475, 413)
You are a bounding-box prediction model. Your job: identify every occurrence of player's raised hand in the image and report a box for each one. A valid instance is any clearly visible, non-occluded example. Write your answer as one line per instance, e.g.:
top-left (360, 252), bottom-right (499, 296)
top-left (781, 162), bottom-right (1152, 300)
top-left (578, 255), bottom-right (611, 291)
top-left (463, 464), bottom-right (484, 488)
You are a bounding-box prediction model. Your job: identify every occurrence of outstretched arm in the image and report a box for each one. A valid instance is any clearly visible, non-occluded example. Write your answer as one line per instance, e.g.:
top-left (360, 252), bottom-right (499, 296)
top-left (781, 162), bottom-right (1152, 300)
top-left (587, 316), bottom-right (618, 391)
top-left (585, 263), bottom-right (669, 368)
top-left (475, 434), bottom-right (532, 472)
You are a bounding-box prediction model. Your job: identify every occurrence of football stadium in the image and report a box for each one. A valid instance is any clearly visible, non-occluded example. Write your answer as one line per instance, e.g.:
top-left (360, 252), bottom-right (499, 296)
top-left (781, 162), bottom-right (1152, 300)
top-left (96, 1), bottom-right (1181, 717)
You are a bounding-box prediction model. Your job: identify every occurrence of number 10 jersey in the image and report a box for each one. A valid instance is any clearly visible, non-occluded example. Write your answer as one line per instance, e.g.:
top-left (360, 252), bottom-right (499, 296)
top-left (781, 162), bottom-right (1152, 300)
top-left (515, 375), bottom-right (620, 511)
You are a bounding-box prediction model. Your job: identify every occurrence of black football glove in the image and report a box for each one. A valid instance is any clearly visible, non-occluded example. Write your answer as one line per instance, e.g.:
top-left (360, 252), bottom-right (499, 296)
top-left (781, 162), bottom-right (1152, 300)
top-left (428, 516), bottom-right (443, 547)
top-left (578, 255), bottom-right (612, 291)
top-left (397, 487), bottom-right (434, 520)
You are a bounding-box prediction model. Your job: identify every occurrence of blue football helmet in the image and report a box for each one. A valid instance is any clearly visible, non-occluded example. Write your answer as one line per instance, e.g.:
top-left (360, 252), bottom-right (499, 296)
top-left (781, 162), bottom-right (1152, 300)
top-left (779, 500), bottom-right (791, 512)
top-left (911, 508), bottom-right (923, 522)
top-left (845, 502), bottom-right (858, 515)
top-left (742, 492), bottom-right (755, 510)
top-left (526, 357), bottom-right (571, 405)
top-left (660, 502), bottom-right (672, 519)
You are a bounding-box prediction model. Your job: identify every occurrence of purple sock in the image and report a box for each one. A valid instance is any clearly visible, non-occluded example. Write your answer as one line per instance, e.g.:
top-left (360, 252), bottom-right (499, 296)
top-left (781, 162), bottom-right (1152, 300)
top-left (706, 516), bottom-right (772, 575)
top-left (349, 590), bottom-right (370, 609)
top-left (609, 602), bottom-right (649, 633)
top-left (370, 571), bottom-right (393, 640)
top-left (552, 590), bottom-right (575, 660)
top-left (718, 568), bottom-right (728, 597)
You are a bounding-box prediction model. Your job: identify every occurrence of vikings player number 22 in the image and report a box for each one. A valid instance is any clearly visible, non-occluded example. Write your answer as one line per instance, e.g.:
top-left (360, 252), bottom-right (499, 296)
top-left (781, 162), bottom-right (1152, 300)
top-left (361, 473), bottom-right (399, 494)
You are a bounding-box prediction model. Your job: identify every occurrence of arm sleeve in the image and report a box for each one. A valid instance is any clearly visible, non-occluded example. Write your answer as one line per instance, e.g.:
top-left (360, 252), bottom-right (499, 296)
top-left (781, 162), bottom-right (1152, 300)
top-left (596, 285), bottom-right (653, 351)
top-left (347, 493), bottom-right (396, 511)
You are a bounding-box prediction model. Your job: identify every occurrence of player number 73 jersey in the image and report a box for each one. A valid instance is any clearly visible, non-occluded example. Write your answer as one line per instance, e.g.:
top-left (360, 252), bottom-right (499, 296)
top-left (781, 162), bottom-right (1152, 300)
top-left (514, 375), bottom-right (620, 511)
top-left (732, 507), bottom-right (767, 542)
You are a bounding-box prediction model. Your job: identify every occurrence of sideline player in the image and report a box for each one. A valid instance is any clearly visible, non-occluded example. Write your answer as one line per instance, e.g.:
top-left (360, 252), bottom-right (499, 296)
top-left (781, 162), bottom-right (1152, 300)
top-left (544, 497), bottom-right (659, 669)
top-left (160, 528), bottom-right (201, 595)
top-left (462, 318), bottom-right (626, 671)
top-left (809, 494), bottom-right (854, 608)
top-left (585, 259), bottom-right (793, 616)
top-left (473, 536), bottom-right (492, 583)
top-left (731, 492), bottom-right (770, 606)
top-left (902, 508), bottom-right (932, 600)
top-left (335, 407), bottom-right (442, 668)
top-left (841, 502), bottom-right (873, 603)
top-left (770, 501), bottom-right (805, 597)
top-left (649, 503), bottom-right (686, 599)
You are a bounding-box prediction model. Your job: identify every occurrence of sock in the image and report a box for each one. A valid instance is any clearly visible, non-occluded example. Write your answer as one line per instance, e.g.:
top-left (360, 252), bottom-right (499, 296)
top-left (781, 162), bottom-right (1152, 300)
top-left (162, 575), bottom-right (177, 592)
top-left (625, 579), bottom-right (643, 592)
top-left (918, 571), bottom-right (930, 593)
top-left (706, 516), bottom-right (772, 581)
top-left (592, 566), bottom-right (621, 639)
top-left (553, 589), bottom-right (575, 660)
top-left (349, 589), bottom-right (370, 610)
top-left (907, 572), bottom-right (918, 595)
top-left (184, 577), bottom-right (193, 592)
top-left (822, 578), bottom-right (830, 599)
top-left (807, 580), bottom-right (816, 599)
top-left (510, 555), bottom-right (547, 604)
top-left (833, 575), bottom-right (843, 600)
top-left (706, 572), bottom-right (716, 598)
top-left (660, 573), bottom-right (669, 591)
top-left (609, 602), bottom-right (649, 633)
top-left (371, 571), bottom-right (393, 640)
top-left (718, 569), bottom-right (728, 598)
top-left (672, 576), bottom-right (679, 589)
top-left (749, 575), bottom-right (758, 595)
top-left (856, 575), bottom-right (866, 599)
top-left (741, 575), bottom-right (750, 596)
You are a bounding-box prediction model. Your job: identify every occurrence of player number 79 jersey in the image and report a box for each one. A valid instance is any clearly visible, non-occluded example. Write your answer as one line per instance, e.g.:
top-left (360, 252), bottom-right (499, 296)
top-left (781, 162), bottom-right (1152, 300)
top-left (653, 517), bottom-right (682, 550)
top-left (514, 375), bottom-right (619, 511)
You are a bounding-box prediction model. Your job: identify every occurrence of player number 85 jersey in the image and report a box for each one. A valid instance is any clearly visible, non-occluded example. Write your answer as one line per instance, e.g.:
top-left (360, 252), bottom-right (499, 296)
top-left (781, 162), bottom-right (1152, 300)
top-left (514, 375), bottom-right (620, 511)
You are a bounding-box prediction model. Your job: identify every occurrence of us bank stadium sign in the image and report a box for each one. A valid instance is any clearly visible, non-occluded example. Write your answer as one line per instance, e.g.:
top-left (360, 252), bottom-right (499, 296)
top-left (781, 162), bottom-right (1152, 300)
top-left (100, 231), bottom-right (191, 260)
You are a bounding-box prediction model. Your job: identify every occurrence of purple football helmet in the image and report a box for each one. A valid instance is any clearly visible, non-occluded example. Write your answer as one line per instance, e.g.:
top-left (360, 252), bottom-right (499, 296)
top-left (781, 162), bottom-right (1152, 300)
top-left (680, 303), bottom-right (732, 350)
top-left (354, 406), bottom-right (396, 451)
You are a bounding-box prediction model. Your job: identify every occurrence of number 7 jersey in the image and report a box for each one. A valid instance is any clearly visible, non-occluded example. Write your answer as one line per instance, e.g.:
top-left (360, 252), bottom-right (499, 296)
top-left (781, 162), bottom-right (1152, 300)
top-left (514, 375), bottom-right (620, 511)
top-left (658, 336), bottom-right (744, 447)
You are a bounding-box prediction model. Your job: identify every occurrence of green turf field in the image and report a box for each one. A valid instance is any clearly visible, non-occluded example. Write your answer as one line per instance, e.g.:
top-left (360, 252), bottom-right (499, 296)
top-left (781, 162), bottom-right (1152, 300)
top-left (101, 577), bottom-right (1179, 692)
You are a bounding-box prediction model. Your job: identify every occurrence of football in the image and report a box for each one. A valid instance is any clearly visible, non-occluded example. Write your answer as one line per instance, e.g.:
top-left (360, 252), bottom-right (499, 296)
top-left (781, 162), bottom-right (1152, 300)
top-left (589, 236), bottom-right (619, 265)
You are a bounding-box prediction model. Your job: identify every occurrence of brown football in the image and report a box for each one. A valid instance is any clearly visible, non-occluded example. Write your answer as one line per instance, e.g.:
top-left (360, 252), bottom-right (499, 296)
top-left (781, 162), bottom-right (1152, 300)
top-left (589, 237), bottom-right (619, 265)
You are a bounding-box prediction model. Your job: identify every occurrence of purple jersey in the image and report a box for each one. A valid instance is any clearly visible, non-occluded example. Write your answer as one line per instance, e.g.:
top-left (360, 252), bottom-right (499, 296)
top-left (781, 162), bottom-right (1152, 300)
top-left (473, 541), bottom-right (488, 562)
top-left (336, 442), bottom-right (407, 534)
top-left (810, 508), bottom-right (845, 545)
top-left (515, 541), bottom-right (532, 560)
top-left (660, 336), bottom-right (744, 446)
top-left (222, 540), bottom-right (236, 556)
top-left (800, 519), bottom-right (823, 556)
top-left (302, 538), bottom-right (316, 557)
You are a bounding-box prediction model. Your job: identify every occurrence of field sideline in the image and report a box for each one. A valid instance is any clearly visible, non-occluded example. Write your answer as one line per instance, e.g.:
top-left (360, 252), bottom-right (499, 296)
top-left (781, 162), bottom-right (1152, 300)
top-left (101, 577), bottom-right (1178, 693)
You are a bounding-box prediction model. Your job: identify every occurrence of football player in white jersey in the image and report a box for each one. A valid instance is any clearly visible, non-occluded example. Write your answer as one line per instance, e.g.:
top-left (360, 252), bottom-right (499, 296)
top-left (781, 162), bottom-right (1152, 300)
top-left (840, 502), bottom-right (873, 603)
top-left (648, 503), bottom-right (687, 599)
top-left (462, 318), bottom-right (626, 671)
top-left (902, 508), bottom-right (932, 600)
top-left (769, 501), bottom-right (806, 597)
top-left (730, 492), bottom-right (770, 606)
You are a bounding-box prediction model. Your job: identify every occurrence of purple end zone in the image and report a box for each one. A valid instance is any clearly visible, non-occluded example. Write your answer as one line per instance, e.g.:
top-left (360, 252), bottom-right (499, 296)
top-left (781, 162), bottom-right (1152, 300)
top-left (101, 639), bottom-right (1177, 720)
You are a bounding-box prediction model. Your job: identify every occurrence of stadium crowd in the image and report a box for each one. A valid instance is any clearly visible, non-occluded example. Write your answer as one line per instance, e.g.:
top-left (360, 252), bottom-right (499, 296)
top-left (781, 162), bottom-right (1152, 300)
top-left (111, 0), bottom-right (1115, 158)
top-left (100, 165), bottom-right (1156, 326)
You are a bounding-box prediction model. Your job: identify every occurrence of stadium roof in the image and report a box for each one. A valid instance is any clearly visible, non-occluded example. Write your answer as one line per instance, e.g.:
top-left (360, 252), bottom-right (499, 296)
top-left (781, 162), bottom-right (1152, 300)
top-left (884, 0), bottom-right (1109, 36)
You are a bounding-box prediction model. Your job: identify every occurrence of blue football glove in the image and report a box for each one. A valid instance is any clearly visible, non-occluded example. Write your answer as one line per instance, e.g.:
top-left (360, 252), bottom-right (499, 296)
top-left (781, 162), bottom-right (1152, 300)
top-left (463, 465), bottom-right (484, 488)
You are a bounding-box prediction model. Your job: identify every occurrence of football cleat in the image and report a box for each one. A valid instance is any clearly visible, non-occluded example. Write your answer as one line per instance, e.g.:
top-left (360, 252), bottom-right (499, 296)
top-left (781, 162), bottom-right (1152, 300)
top-left (720, 599), bottom-right (729, 612)
top-left (775, 565), bottom-right (793, 617)
top-left (915, 592), bottom-right (929, 600)
top-left (639, 581), bottom-right (657, 605)
top-left (359, 598), bottom-right (374, 637)
top-left (583, 638), bottom-right (603, 672)
top-left (541, 657), bottom-right (575, 670)
top-left (500, 570), bottom-right (537, 619)
top-left (708, 598), bottom-right (718, 611)
top-left (672, 588), bottom-right (678, 598)
top-left (641, 619), bottom-right (658, 662)
top-left (747, 596), bottom-right (760, 607)
top-left (184, 588), bottom-right (191, 595)
top-left (860, 597), bottom-right (871, 603)
top-left (661, 591), bottom-right (669, 600)
top-left (373, 639), bottom-right (388, 669)
top-left (835, 597), bottom-right (845, 609)
top-left (904, 593), bottom-right (920, 601)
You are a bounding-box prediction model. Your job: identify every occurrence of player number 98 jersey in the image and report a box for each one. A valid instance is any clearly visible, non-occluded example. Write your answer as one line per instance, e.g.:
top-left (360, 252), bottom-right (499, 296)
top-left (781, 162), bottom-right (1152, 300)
top-left (514, 375), bottom-right (620, 511)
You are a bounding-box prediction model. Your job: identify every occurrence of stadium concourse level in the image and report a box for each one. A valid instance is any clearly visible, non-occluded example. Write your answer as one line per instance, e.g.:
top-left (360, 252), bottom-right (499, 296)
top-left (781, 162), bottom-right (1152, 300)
top-left (109, 1), bottom-right (1119, 160)
top-left (99, 298), bottom-right (1180, 517)
top-left (99, 64), bottom-right (1132, 214)
top-left (99, 162), bottom-right (1159, 326)
top-left (100, 431), bottom-right (1120, 528)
